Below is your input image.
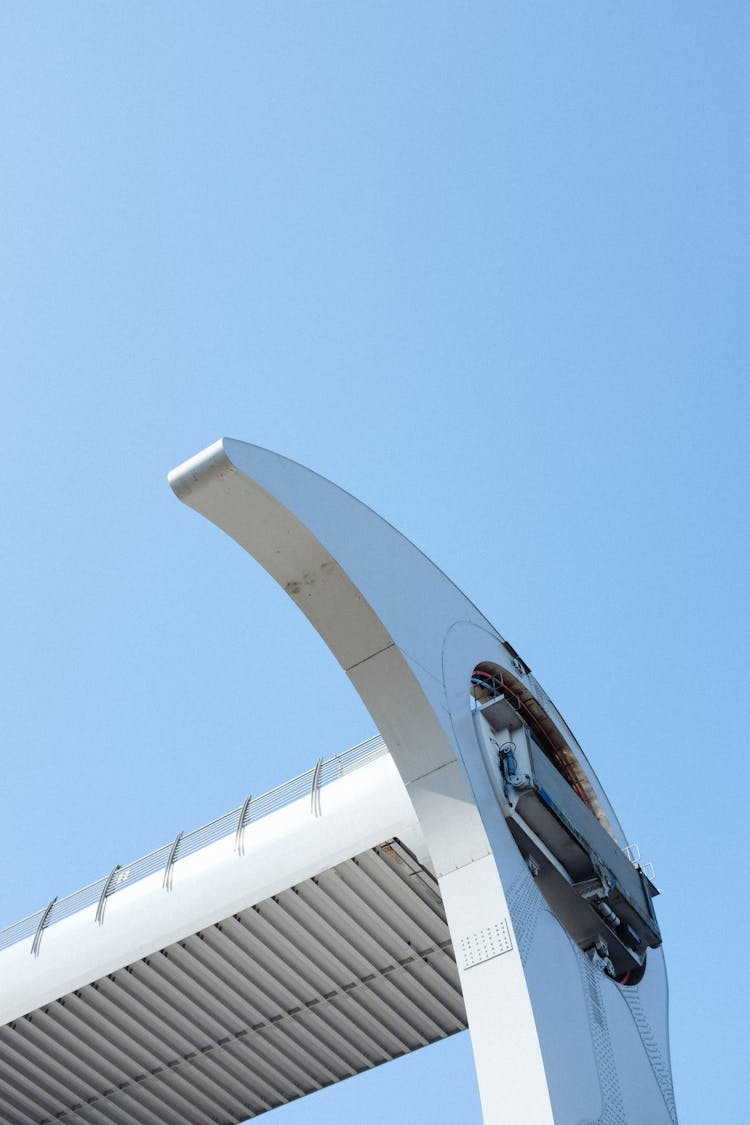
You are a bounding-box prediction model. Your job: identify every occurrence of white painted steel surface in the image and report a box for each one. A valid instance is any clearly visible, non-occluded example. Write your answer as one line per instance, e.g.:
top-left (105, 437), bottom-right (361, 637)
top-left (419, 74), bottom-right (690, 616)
top-left (0, 748), bottom-right (418, 1028)
top-left (0, 738), bottom-right (387, 962)
top-left (0, 839), bottom-right (466, 1123)
top-left (168, 438), bottom-right (677, 1125)
top-left (0, 439), bottom-right (677, 1125)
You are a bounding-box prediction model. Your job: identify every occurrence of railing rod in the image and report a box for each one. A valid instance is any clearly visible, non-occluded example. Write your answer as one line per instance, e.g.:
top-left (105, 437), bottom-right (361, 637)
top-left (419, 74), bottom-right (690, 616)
top-left (95, 866), bottom-right (121, 926)
top-left (310, 757), bottom-right (323, 817)
top-left (234, 795), bottom-right (252, 854)
top-left (163, 832), bottom-right (183, 891)
top-left (2, 737), bottom-right (388, 950)
top-left (30, 897), bottom-right (57, 957)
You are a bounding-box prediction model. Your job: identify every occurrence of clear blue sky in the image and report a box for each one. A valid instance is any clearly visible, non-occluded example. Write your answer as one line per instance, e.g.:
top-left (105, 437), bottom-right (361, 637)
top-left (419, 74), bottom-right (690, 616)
top-left (1, 5), bottom-right (747, 1122)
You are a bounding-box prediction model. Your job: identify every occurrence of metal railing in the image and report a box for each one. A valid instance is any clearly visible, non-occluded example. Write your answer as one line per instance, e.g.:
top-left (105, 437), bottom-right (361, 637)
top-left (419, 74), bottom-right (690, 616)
top-left (1, 735), bottom-right (387, 955)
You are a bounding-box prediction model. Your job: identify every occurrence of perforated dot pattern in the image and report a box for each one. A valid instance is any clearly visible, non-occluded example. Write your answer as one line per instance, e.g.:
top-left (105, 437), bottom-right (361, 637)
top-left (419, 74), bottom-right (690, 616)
top-left (507, 871), bottom-right (543, 966)
top-left (622, 986), bottom-right (678, 1123)
top-left (580, 955), bottom-right (627, 1125)
top-left (459, 919), bottom-right (513, 970)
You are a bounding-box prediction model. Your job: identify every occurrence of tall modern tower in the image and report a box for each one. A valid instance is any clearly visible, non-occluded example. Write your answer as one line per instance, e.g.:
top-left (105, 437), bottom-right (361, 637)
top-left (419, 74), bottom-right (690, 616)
top-left (0, 439), bottom-right (677, 1124)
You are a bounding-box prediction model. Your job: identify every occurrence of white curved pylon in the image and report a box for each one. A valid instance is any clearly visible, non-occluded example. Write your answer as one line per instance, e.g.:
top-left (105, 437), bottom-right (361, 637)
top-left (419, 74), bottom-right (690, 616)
top-left (169, 438), bottom-right (677, 1125)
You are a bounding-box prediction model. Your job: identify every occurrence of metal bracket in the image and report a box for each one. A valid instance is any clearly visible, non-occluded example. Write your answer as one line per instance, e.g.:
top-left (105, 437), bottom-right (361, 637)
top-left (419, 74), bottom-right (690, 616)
top-left (310, 757), bottom-right (323, 817)
top-left (30, 897), bottom-right (57, 957)
top-left (163, 832), bottom-right (183, 891)
top-left (234, 795), bottom-right (252, 854)
top-left (95, 866), bottom-right (121, 926)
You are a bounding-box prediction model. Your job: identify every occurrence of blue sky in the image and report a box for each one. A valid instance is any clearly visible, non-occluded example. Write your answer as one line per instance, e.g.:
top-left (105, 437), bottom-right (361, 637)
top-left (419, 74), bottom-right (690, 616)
top-left (1, 5), bottom-right (747, 1122)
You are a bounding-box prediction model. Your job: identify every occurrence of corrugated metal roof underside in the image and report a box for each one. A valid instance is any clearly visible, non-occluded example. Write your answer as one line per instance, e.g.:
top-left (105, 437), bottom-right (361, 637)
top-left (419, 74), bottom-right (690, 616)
top-left (0, 842), bottom-right (467, 1124)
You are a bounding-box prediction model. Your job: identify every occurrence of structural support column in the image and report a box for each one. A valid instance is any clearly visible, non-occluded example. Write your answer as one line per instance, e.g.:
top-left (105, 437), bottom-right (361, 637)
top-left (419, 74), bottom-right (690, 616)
top-left (439, 854), bottom-right (553, 1124)
top-left (169, 437), bottom-right (676, 1125)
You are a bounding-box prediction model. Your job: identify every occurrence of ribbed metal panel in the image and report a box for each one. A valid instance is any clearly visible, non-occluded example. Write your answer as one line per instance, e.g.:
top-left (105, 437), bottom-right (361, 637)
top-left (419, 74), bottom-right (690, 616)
top-left (0, 841), bottom-right (466, 1124)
